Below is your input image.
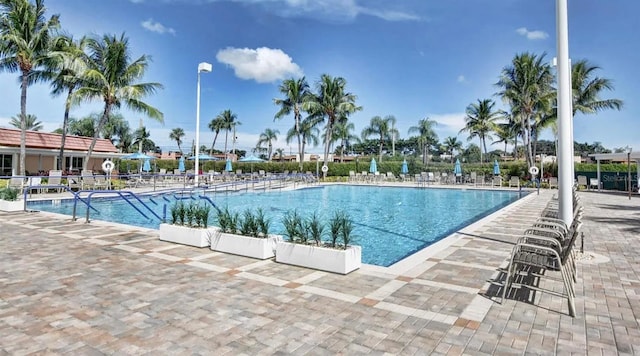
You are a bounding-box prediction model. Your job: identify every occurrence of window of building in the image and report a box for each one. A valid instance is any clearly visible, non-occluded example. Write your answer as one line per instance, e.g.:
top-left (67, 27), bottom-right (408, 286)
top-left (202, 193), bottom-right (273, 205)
top-left (65, 157), bottom-right (84, 172)
top-left (1, 154), bottom-right (12, 176)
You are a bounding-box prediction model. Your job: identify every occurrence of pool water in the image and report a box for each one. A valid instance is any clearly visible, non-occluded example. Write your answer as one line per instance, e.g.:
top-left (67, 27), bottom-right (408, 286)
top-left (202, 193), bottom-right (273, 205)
top-left (28, 185), bottom-right (523, 266)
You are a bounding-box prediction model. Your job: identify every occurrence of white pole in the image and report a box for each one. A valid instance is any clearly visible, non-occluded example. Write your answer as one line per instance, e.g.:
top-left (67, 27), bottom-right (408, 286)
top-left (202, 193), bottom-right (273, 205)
top-left (195, 70), bottom-right (202, 186)
top-left (556, 0), bottom-right (574, 226)
top-left (195, 62), bottom-right (212, 186)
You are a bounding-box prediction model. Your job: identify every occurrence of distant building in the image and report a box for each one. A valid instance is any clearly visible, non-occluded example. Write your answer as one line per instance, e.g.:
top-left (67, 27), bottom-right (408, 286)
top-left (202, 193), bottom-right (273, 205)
top-left (0, 127), bottom-right (120, 176)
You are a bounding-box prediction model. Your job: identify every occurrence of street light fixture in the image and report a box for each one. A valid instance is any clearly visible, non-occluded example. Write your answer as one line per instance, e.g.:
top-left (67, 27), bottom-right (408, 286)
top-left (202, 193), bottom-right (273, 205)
top-left (195, 62), bottom-right (212, 186)
top-left (627, 146), bottom-right (632, 200)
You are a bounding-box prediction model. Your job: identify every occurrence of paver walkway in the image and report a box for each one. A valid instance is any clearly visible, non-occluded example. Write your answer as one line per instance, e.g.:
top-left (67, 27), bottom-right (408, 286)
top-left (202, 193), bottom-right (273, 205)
top-left (0, 188), bottom-right (638, 354)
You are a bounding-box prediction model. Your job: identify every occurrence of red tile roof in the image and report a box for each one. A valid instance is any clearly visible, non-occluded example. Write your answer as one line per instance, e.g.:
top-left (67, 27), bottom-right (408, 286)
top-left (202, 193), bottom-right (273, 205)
top-left (0, 127), bottom-right (118, 153)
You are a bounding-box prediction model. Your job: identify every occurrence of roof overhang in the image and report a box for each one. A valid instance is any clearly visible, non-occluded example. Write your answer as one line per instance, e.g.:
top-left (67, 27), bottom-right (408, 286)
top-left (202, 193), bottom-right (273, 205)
top-left (0, 146), bottom-right (125, 159)
top-left (589, 152), bottom-right (640, 161)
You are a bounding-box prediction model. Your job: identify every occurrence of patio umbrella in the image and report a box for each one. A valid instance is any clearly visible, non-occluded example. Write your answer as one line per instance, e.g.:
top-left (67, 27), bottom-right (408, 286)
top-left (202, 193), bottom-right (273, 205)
top-left (121, 152), bottom-right (155, 160)
top-left (187, 154), bottom-right (219, 161)
top-left (178, 157), bottom-right (185, 172)
top-left (225, 158), bottom-right (233, 172)
top-left (142, 159), bottom-right (151, 172)
top-left (493, 159), bottom-right (500, 175)
top-left (401, 159), bottom-right (408, 174)
top-left (369, 158), bottom-right (377, 174)
top-left (239, 154), bottom-right (264, 173)
top-left (121, 152), bottom-right (155, 175)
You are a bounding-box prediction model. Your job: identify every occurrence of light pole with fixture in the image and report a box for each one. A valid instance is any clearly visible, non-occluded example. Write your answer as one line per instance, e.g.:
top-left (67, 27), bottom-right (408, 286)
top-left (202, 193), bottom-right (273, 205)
top-left (627, 146), bottom-right (632, 200)
top-left (195, 62), bottom-right (212, 186)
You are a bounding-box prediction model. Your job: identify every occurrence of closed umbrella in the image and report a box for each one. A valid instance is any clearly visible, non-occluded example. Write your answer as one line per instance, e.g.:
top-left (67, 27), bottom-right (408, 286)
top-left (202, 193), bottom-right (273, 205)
top-left (178, 157), bottom-right (186, 172)
top-left (369, 158), bottom-right (377, 174)
top-left (225, 158), bottom-right (233, 172)
top-left (142, 159), bottom-right (151, 172)
top-left (454, 158), bottom-right (462, 183)
top-left (493, 159), bottom-right (500, 175)
top-left (401, 159), bottom-right (408, 174)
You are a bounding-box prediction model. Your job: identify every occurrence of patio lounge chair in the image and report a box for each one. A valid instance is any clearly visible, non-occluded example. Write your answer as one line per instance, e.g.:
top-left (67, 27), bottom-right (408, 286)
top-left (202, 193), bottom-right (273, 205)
top-left (589, 178), bottom-right (599, 190)
top-left (502, 205), bottom-right (583, 317)
top-left (548, 177), bottom-right (558, 189)
top-left (576, 175), bottom-right (587, 189)
top-left (492, 176), bottom-right (502, 187)
top-left (9, 176), bottom-right (25, 194)
top-left (508, 176), bottom-right (520, 188)
top-left (44, 170), bottom-right (63, 193)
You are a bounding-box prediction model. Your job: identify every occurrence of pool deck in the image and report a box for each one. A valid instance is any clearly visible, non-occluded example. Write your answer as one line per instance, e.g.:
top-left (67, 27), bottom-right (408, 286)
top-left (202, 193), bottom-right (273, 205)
top-left (1, 185), bottom-right (639, 354)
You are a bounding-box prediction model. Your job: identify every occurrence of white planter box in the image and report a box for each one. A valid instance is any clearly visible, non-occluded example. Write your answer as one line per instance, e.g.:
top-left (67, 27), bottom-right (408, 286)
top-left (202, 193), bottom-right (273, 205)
top-left (211, 232), bottom-right (282, 260)
top-left (275, 241), bottom-right (361, 274)
top-left (158, 223), bottom-right (217, 248)
top-left (0, 199), bottom-right (24, 212)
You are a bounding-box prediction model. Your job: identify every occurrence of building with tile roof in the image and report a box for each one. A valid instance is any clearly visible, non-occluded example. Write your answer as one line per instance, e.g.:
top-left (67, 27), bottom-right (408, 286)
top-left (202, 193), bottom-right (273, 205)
top-left (0, 127), bottom-right (120, 176)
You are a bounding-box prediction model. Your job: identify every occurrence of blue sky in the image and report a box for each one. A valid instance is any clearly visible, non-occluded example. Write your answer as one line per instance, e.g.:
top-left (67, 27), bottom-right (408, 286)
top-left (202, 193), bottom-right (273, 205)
top-left (1, 0), bottom-right (638, 154)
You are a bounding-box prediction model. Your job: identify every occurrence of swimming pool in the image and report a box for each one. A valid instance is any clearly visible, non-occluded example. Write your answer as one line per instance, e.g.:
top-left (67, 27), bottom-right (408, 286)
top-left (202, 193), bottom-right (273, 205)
top-left (29, 185), bottom-right (523, 266)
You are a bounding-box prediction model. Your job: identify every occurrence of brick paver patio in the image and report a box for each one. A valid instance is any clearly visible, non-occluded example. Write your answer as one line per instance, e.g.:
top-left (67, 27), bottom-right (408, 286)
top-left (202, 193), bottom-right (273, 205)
top-left (1, 187), bottom-right (639, 354)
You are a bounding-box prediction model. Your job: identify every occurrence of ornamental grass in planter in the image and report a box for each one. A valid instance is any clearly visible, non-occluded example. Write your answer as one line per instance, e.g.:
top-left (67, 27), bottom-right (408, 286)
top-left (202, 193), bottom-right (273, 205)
top-left (159, 201), bottom-right (215, 247)
top-left (0, 187), bottom-right (23, 212)
top-left (210, 207), bottom-right (282, 260)
top-left (276, 210), bottom-right (361, 274)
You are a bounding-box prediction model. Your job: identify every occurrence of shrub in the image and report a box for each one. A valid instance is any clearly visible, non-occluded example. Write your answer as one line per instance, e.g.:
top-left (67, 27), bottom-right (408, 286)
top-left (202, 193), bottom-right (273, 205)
top-left (282, 210), bottom-right (304, 243)
top-left (255, 208), bottom-right (270, 237)
top-left (305, 212), bottom-right (324, 246)
top-left (0, 187), bottom-right (19, 201)
top-left (328, 211), bottom-right (343, 248)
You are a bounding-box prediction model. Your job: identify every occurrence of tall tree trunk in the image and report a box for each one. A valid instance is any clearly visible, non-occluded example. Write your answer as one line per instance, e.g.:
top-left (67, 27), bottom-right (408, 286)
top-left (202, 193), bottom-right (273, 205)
top-left (301, 139), bottom-right (306, 172)
top-left (224, 130), bottom-right (229, 158)
top-left (58, 88), bottom-right (74, 172)
top-left (340, 143), bottom-right (345, 163)
top-left (295, 110), bottom-right (303, 171)
top-left (209, 131), bottom-right (219, 155)
top-left (19, 71), bottom-right (28, 176)
top-left (268, 143), bottom-right (272, 161)
top-left (177, 142), bottom-right (182, 154)
top-left (378, 136), bottom-right (383, 162)
top-left (85, 103), bottom-right (111, 171)
top-left (322, 118), bottom-right (333, 177)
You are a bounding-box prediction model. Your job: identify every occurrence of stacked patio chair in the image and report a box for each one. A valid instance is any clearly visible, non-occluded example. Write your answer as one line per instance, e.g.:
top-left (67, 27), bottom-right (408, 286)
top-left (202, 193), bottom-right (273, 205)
top-left (502, 190), bottom-right (583, 317)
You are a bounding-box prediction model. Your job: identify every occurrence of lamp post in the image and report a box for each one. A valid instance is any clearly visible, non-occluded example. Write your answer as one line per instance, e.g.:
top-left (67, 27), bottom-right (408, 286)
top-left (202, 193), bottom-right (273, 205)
top-left (195, 62), bottom-right (212, 186)
top-left (627, 146), bottom-right (632, 200)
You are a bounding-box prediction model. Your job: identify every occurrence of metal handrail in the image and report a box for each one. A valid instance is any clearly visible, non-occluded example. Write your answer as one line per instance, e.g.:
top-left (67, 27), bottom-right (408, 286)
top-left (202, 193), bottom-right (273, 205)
top-left (73, 190), bottom-right (164, 223)
top-left (22, 184), bottom-right (98, 213)
top-left (197, 195), bottom-right (221, 213)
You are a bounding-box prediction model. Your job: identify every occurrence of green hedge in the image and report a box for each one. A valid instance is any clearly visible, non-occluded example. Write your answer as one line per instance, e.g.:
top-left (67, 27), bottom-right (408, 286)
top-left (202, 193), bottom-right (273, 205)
top-left (112, 158), bottom-right (635, 179)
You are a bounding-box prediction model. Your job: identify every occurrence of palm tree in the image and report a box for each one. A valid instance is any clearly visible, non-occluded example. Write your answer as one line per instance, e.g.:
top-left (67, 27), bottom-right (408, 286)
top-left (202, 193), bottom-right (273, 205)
top-left (256, 128), bottom-right (280, 161)
top-left (215, 109), bottom-right (240, 158)
top-left (571, 59), bottom-right (623, 116)
top-left (71, 33), bottom-right (163, 170)
top-left (408, 118), bottom-right (438, 165)
top-left (274, 77), bottom-right (310, 169)
top-left (9, 114), bottom-right (42, 131)
top-left (442, 136), bottom-right (463, 163)
top-left (304, 74), bottom-right (361, 173)
top-left (169, 127), bottom-right (185, 153)
top-left (460, 99), bottom-right (500, 164)
top-left (207, 116), bottom-right (225, 155)
top-left (331, 120), bottom-right (359, 162)
top-left (67, 114), bottom-right (97, 137)
top-left (287, 117), bottom-right (320, 163)
top-left (496, 52), bottom-right (554, 168)
top-left (47, 34), bottom-right (88, 172)
top-left (275, 148), bottom-right (285, 162)
top-left (0, 0), bottom-right (60, 175)
top-left (492, 122), bottom-right (515, 158)
top-left (133, 126), bottom-right (151, 153)
top-left (361, 115), bottom-right (398, 162)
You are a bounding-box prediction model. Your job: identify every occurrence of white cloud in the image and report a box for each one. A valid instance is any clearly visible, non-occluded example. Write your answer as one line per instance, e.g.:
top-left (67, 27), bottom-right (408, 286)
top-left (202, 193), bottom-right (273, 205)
top-left (129, 0), bottom-right (144, 3)
top-left (429, 113), bottom-right (466, 135)
top-left (216, 47), bottom-right (303, 83)
top-left (141, 19), bottom-right (176, 35)
top-left (516, 27), bottom-right (548, 40)
top-left (457, 75), bottom-right (466, 83)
